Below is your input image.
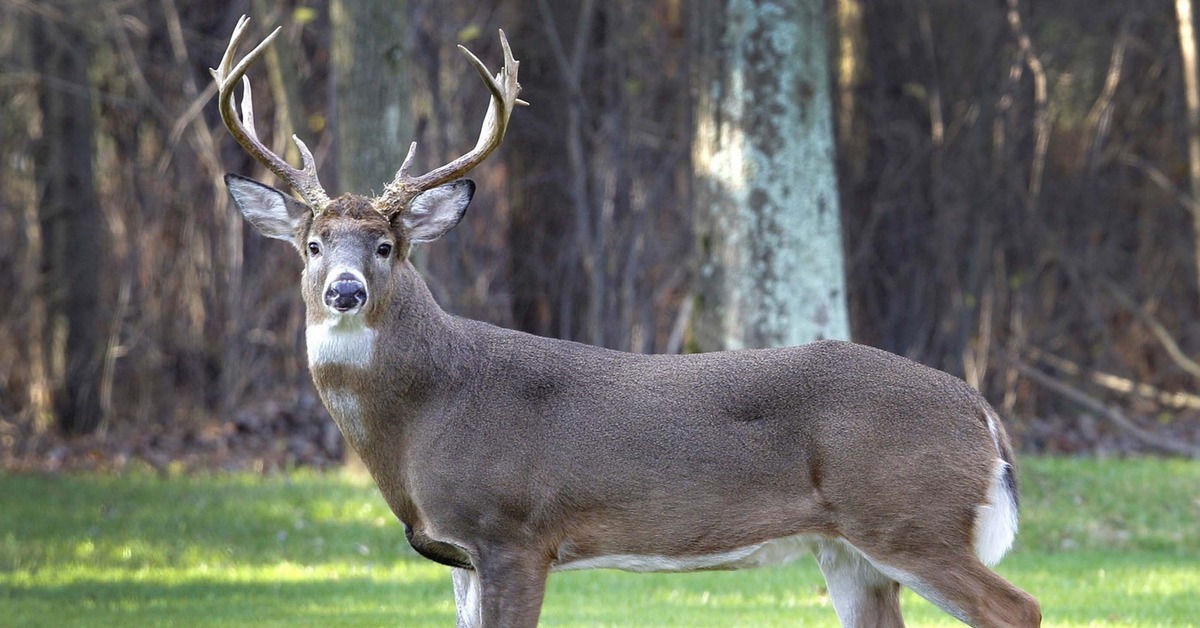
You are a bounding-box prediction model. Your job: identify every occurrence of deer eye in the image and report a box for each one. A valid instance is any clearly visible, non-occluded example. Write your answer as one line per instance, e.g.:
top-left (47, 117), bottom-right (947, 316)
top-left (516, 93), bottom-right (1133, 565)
top-left (376, 242), bottom-right (393, 258)
top-left (307, 242), bottom-right (321, 256)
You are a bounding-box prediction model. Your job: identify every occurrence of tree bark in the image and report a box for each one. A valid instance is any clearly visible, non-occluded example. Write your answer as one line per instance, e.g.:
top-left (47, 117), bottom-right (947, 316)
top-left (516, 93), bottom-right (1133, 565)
top-left (692, 0), bottom-right (851, 350)
top-left (331, 0), bottom-right (412, 194)
top-left (1176, 0), bottom-right (1200, 305)
top-left (32, 11), bottom-right (107, 434)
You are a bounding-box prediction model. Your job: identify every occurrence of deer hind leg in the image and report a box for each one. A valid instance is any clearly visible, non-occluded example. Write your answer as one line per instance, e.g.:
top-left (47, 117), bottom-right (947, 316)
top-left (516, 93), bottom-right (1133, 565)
top-left (814, 540), bottom-right (904, 628)
top-left (861, 549), bottom-right (1041, 628)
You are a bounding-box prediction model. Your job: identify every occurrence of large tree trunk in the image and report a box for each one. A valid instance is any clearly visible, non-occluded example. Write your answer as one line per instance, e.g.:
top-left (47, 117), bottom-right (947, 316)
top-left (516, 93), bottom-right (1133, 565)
top-left (331, 0), bottom-right (412, 194)
top-left (31, 12), bottom-right (107, 435)
top-left (691, 0), bottom-right (850, 350)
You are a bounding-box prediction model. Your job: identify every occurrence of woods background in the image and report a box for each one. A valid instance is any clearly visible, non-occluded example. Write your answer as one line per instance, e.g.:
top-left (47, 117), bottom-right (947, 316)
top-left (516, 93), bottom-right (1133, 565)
top-left (3, 0), bottom-right (1200, 470)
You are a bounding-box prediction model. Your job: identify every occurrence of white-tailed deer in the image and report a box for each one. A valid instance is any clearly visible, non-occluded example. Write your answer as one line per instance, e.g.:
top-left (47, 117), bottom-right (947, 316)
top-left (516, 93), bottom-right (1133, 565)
top-left (213, 17), bottom-right (1040, 627)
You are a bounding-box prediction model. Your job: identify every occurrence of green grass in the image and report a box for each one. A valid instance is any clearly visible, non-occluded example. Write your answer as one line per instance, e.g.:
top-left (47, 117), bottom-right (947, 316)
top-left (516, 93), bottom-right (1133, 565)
top-left (1, 457), bottom-right (1198, 626)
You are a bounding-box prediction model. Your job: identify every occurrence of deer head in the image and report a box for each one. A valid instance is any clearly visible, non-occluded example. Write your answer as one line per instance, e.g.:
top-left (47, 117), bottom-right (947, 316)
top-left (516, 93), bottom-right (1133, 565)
top-left (212, 16), bottom-right (522, 329)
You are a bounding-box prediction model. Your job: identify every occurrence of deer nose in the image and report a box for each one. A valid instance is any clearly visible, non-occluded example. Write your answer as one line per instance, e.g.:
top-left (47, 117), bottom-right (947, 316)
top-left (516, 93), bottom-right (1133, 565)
top-left (324, 274), bottom-right (367, 312)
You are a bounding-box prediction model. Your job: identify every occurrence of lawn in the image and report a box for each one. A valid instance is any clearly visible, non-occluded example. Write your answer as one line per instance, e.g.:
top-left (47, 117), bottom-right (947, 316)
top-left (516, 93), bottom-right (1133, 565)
top-left (1, 457), bottom-right (1197, 626)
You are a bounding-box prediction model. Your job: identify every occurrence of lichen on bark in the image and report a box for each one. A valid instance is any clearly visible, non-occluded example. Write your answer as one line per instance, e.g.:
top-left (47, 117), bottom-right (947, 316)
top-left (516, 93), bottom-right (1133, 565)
top-left (693, 0), bottom-right (850, 351)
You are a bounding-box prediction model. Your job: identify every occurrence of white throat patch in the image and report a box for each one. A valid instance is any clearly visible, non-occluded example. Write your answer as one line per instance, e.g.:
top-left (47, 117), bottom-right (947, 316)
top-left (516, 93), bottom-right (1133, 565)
top-left (306, 316), bottom-right (376, 367)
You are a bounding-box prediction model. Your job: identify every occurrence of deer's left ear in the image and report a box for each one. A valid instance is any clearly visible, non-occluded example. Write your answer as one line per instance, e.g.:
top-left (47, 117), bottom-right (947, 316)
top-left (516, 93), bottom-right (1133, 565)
top-left (400, 180), bottom-right (474, 243)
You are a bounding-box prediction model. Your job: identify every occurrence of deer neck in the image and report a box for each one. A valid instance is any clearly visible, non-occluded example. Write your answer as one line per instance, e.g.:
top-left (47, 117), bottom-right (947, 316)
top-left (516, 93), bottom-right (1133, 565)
top-left (305, 266), bottom-right (474, 475)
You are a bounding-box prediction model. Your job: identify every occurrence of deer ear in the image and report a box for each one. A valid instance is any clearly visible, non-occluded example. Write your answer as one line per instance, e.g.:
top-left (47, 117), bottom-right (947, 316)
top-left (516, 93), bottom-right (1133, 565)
top-left (225, 173), bottom-right (311, 244)
top-left (402, 180), bottom-right (474, 243)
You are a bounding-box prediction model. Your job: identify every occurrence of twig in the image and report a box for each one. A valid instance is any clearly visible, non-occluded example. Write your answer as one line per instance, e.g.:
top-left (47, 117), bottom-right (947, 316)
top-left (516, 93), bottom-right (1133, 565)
top-left (1119, 153), bottom-right (1200, 217)
top-left (1025, 347), bottom-right (1200, 410)
top-left (1081, 19), bottom-right (1130, 170)
top-left (1103, 281), bottom-right (1200, 380)
top-left (1001, 352), bottom-right (1200, 458)
top-left (1007, 0), bottom-right (1050, 211)
top-left (665, 294), bottom-right (694, 356)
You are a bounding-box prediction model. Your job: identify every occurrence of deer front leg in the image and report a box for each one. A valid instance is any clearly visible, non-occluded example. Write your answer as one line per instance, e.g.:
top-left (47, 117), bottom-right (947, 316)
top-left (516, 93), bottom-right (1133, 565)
top-left (452, 567), bottom-right (481, 628)
top-left (453, 548), bottom-right (547, 628)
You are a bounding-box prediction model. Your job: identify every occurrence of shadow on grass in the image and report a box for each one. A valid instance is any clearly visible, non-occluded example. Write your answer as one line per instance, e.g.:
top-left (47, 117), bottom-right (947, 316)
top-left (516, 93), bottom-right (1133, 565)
top-left (1, 473), bottom-right (418, 570)
top-left (2, 574), bottom-right (456, 626)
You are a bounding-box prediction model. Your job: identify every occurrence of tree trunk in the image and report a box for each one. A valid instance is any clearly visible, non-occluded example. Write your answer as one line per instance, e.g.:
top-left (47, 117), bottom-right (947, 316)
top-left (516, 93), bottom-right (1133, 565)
top-left (331, 0), bottom-right (412, 194)
top-left (1176, 0), bottom-right (1200, 305)
top-left (691, 0), bottom-right (850, 351)
top-left (32, 12), bottom-right (107, 434)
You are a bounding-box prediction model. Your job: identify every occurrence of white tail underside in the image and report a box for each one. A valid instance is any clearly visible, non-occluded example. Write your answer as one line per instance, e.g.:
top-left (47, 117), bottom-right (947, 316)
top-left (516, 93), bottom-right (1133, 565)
top-left (975, 412), bottom-right (1019, 566)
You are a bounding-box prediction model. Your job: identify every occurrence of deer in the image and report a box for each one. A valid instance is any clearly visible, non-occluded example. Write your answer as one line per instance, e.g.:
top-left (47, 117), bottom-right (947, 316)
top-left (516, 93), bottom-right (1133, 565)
top-left (212, 16), bottom-right (1040, 628)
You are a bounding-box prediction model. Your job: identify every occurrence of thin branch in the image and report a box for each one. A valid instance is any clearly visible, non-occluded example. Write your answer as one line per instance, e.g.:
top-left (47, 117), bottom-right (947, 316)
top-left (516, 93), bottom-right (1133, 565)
top-left (1103, 281), bottom-right (1200, 380)
top-left (155, 81), bottom-right (218, 175)
top-left (1001, 352), bottom-right (1200, 458)
top-left (665, 294), bottom-right (694, 356)
top-left (1119, 152), bottom-right (1200, 216)
top-left (102, 5), bottom-right (170, 121)
top-left (1025, 347), bottom-right (1200, 410)
top-left (1007, 0), bottom-right (1050, 210)
top-left (1081, 20), bottom-right (1130, 170)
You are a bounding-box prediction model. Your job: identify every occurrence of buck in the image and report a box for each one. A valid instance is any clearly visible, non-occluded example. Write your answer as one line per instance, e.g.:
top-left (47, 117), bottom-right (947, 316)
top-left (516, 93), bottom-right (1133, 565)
top-left (213, 17), bottom-right (1040, 627)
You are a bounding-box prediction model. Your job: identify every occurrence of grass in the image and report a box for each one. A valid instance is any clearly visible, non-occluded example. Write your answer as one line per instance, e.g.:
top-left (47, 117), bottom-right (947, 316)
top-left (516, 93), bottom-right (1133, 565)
top-left (1, 457), bottom-right (1198, 626)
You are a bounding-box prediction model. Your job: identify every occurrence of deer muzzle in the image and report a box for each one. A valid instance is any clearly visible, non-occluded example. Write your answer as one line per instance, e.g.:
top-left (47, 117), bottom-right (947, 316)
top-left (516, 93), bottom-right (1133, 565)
top-left (324, 272), bottom-right (368, 313)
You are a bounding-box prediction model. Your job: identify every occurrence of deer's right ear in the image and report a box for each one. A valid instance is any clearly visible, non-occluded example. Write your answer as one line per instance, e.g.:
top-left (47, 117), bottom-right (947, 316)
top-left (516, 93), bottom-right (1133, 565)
top-left (225, 173), bottom-right (311, 244)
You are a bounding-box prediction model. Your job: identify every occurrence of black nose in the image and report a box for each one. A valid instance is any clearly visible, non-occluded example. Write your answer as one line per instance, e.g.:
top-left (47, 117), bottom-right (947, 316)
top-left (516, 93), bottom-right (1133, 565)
top-left (324, 275), bottom-right (367, 312)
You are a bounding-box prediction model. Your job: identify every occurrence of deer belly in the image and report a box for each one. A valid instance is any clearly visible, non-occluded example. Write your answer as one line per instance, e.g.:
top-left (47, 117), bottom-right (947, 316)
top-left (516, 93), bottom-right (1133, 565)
top-left (551, 534), bottom-right (816, 573)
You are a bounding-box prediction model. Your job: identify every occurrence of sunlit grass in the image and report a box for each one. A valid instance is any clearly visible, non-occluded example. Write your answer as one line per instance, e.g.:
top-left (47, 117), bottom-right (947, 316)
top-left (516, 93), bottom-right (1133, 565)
top-left (1, 458), bottom-right (1197, 626)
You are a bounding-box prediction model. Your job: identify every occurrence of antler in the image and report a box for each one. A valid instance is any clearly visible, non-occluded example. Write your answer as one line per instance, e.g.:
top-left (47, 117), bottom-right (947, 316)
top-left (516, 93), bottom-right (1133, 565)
top-left (374, 29), bottom-right (525, 216)
top-left (211, 16), bottom-right (331, 212)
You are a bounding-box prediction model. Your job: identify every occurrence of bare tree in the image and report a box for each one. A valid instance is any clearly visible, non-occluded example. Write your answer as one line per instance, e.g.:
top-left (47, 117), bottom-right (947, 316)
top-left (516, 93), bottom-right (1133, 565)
top-left (691, 0), bottom-right (850, 350)
top-left (1176, 0), bottom-right (1200, 303)
top-left (31, 9), bottom-right (108, 435)
top-left (331, 0), bottom-right (412, 195)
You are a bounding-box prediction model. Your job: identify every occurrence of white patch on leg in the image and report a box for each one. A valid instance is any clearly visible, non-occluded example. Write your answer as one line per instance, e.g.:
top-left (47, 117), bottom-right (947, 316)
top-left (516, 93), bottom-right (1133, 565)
top-left (322, 388), bottom-right (366, 447)
top-left (815, 541), bottom-right (871, 626)
top-left (306, 316), bottom-right (376, 367)
top-left (452, 568), bottom-right (481, 628)
top-left (822, 540), bottom-right (971, 625)
top-left (974, 457), bottom-right (1018, 566)
top-left (814, 539), bottom-right (895, 627)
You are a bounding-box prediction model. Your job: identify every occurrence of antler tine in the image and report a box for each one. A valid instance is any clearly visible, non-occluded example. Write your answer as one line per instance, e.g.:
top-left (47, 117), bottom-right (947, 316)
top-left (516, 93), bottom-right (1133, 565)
top-left (376, 29), bottom-right (524, 215)
top-left (211, 15), bottom-right (330, 212)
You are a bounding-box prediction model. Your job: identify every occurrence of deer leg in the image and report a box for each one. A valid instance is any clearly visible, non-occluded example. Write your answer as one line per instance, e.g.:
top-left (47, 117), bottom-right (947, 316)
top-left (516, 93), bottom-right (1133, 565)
top-left (814, 540), bottom-right (904, 628)
top-left (452, 568), bottom-right (481, 628)
top-left (896, 559), bottom-right (1039, 628)
top-left (472, 549), bottom-right (549, 628)
top-left (856, 548), bottom-right (1040, 628)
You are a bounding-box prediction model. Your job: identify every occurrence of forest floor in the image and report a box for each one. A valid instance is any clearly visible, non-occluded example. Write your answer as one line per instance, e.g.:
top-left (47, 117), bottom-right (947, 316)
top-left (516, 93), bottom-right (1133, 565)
top-left (1, 457), bottom-right (1197, 626)
top-left (4, 390), bottom-right (1200, 474)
